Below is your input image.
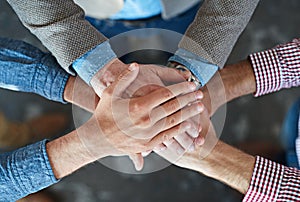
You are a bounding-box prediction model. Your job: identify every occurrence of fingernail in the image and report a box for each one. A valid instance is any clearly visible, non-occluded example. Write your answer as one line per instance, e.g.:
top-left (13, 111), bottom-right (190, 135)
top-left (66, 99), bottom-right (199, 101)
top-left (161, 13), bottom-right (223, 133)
top-left (196, 91), bottom-right (203, 99)
top-left (198, 126), bottom-right (202, 133)
top-left (184, 122), bottom-right (192, 129)
top-left (129, 63), bottom-right (137, 71)
top-left (160, 146), bottom-right (167, 151)
top-left (190, 128), bottom-right (199, 138)
top-left (189, 83), bottom-right (196, 91)
top-left (196, 137), bottom-right (205, 145)
top-left (188, 144), bottom-right (195, 152)
top-left (197, 104), bottom-right (203, 112)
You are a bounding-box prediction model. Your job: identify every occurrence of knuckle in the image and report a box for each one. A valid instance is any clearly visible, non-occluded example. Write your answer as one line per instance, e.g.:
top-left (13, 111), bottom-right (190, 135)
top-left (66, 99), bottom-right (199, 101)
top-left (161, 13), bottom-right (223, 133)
top-left (162, 89), bottom-right (173, 99)
top-left (136, 116), bottom-right (152, 128)
top-left (168, 117), bottom-right (176, 125)
top-left (103, 88), bottom-right (113, 96)
top-left (165, 100), bottom-right (179, 112)
top-left (162, 132), bottom-right (170, 142)
top-left (131, 101), bottom-right (143, 112)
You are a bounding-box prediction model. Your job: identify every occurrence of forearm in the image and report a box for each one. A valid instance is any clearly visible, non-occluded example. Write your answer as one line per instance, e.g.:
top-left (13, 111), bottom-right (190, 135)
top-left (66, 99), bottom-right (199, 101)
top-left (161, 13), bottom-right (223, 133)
top-left (220, 60), bottom-right (256, 102)
top-left (203, 59), bottom-right (256, 115)
top-left (179, 0), bottom-right (260, 68)
top-left (0, 38), bottom-right (69, 103)
top-left (7, 0), bottom-right (107, 71)
top-left (46, 116), bottom-right (110, 179)
top-left (179, 140), bottom-right (255, 194)
top-left (199, 141), bottom-right (255, 194)
top-left (64, 76), bottom-right (99, 112)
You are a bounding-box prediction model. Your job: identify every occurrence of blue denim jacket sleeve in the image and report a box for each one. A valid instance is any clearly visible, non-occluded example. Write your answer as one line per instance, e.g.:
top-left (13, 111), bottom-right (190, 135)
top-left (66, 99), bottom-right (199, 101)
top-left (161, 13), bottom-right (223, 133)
top-left (0, 38), bottom-right (69, 103)
top-left (169, 48), bottom-right (219, 86)
top-left (72, 41), bottom-right (117, 85)
top-left (0, 140), bottom-right (59, 202)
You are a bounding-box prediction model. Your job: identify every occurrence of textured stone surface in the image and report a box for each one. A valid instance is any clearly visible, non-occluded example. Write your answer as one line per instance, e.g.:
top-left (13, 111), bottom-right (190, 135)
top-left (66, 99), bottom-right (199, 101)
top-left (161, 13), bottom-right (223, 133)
top-left (0, 0), bottom-right (300, 201)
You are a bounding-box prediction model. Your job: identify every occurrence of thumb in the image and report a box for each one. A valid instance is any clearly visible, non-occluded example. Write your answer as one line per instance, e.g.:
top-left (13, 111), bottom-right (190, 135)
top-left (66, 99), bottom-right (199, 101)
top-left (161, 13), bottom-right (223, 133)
top-left (128, 153), bottom-right (144, 171)
top-left (109, 63), bottom-right (140, 97)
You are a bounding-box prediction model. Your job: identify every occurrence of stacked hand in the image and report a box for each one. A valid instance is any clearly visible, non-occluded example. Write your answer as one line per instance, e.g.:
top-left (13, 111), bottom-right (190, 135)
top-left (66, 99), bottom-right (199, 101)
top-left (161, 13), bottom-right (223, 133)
top-left (66, 62), bottom-right (206, 170)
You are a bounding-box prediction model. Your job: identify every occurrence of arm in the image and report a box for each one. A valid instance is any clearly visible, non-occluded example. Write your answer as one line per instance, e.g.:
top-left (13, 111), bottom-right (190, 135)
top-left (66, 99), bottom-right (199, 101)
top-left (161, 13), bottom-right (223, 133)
top-left (158, 38), bottom-right (300, 200)
top-left (6, 0), bottom-right (107, 72)
top-left (0, 66), bottom-right (203, 200)
top-left (174, 130), bottom-right (300, 201)
top-left (169, 0), bottom-right (260, 87)
top-left (0, 38), bottom-right (69, 103)
top-left (0, 37), bottom-right (99, 112)
top-left (203, 38), bottom-right (300, 115)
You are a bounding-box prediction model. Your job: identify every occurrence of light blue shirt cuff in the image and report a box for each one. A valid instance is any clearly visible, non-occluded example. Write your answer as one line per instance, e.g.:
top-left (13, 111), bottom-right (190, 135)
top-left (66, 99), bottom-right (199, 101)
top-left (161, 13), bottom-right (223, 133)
top-left (169, 48), bottom-right (219, 86)
top-left (72, 41), bottom-right (117, 85)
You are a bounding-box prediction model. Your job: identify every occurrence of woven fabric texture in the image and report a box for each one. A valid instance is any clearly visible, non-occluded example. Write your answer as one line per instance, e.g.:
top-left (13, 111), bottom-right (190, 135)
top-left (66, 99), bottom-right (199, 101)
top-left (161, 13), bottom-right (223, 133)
top-left (179, 0), bottom-right (260, 68)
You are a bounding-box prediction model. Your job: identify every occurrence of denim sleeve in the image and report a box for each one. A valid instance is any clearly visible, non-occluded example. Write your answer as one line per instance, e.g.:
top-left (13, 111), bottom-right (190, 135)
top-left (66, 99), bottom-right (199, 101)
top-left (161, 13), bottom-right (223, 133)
top-left (0, 140), bottom-right (58, 202)
top-left (169, 48), bottom-right (218, 86)
top-left (72, 41), bottom-right (117, 85)
top-left (0, 38), bottom-right (69, 103)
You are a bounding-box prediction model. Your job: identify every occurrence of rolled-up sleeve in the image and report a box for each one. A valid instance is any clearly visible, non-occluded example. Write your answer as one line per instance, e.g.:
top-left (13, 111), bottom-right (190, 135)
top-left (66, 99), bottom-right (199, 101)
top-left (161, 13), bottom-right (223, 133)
top-left (249, 38), bottom-right (300, 97)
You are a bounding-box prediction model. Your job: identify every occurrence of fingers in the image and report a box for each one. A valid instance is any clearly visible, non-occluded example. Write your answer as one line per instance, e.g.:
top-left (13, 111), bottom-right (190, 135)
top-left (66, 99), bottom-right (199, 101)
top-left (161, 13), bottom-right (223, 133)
top-left (104, 63), bottom-right (139, 97)
top-left (141, 150), bottom-right (152, 157)
top-left (128, 153), bottom-right (144, 171)
top-left (156, 66), bottom-right (189, 84)
top-left (150, 90), bottom-right (203, 123)
top-left (148, 122), bottom-right (191, 148)
top-left (163, 138), bottom-right (185, 155)
top-left (174, 133), bottom-right (195, 151)
top-left (143, 82), bottom-right (197, 109)
top-left (154, 102), bottom-right (204, 133)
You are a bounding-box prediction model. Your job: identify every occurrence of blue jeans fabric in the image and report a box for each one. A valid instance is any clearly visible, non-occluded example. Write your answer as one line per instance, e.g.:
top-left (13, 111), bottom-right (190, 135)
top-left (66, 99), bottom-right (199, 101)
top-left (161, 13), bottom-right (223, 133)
top-left (280, 98), bottom-right (300, 169)
top-left (86, 3), bottom-right (201, 38)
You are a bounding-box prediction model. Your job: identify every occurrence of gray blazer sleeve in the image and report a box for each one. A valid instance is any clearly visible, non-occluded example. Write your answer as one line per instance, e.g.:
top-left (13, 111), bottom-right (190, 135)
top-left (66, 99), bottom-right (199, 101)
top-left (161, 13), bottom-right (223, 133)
top-left (6, 0), bottom-right (107, 74)
top-left (179, 0), bottom-right (260, 68)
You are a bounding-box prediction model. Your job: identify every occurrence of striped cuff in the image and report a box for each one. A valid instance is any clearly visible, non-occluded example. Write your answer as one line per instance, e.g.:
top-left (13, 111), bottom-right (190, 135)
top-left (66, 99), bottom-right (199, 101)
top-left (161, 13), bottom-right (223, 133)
top-left (243, 156), bottom-right (284, 202)
top-left (249, 49), bottom-right (282, 97)
top-left (244, 156), bottom-right (300, 201)
top-left (250, 38), bottom-right (300, 97)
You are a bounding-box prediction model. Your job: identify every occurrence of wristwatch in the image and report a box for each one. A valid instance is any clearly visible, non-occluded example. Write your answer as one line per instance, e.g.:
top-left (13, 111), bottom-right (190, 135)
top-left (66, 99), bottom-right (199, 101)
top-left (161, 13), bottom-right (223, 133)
top-left (167, 62), bottom-right (202, 89)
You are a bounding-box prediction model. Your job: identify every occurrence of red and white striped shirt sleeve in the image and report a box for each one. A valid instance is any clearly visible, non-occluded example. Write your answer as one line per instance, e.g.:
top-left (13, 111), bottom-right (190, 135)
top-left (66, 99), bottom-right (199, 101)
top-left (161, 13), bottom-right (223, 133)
top-left (243, 156), bottom-right (300, 202)
top-left (249, 38), bottom-right (300, 97)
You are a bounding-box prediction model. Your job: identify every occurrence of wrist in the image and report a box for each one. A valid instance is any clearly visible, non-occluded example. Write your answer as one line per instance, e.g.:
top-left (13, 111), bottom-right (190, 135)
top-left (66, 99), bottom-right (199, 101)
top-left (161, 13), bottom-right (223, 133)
top-left (46, 117), bottom-right (111, 179)
top-left (90, 58), bottom-right (128, 97)
top-left (199, 141), bottom-right (255, 194)
top-left (220, 59), bottom-right (256, 103)
top-left (64, 76), bottom-right (99, 112)
top-left (63, 76), bottom-right (75, 103)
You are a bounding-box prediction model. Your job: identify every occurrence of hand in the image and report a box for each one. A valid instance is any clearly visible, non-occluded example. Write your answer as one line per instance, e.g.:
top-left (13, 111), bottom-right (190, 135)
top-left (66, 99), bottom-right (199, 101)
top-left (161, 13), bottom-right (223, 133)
top-left (64, 76), bottom-right (99, 113)
top-left (90, 58), bottom-right (190, 97)
top-left (80, 63), bottom-right (204, 170)
top-left (154, 105), bottom-right (213, 163)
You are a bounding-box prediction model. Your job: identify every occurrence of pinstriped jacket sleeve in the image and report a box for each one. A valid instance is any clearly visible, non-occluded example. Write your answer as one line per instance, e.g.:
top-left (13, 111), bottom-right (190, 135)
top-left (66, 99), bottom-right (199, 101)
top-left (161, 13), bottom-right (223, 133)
top-left (179, 0), bottom-right (260, 69)
top-left (6, 0), bottom-right (108, 74)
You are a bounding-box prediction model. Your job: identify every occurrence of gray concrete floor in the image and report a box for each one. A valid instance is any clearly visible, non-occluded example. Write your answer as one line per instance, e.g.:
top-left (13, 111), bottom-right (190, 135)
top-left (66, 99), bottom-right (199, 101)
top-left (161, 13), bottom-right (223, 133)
top-left (1, 0), bottom-right (300, 201)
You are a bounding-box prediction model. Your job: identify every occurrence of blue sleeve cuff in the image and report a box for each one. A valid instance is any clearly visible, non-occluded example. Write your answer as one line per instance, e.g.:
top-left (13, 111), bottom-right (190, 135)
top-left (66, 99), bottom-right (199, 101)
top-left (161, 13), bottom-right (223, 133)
top-left (0, 140), bottom-right (58, 201)
top-left (35, 54), bottom-right (69, 104)
top-left (169, 48), bottom-right (219, 86)
top-left (0, 38), bottom-right (69, 104)
top-left (72, 41), bottom-right (117, 85)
